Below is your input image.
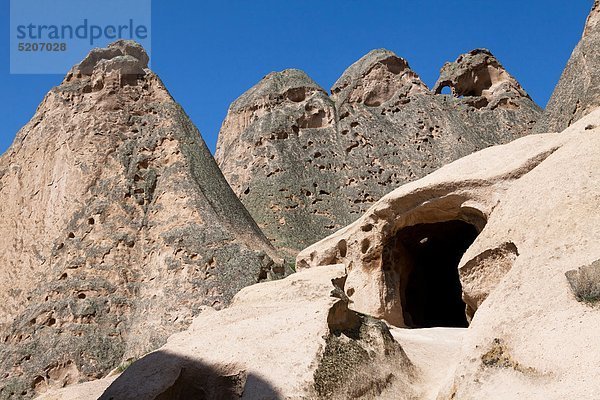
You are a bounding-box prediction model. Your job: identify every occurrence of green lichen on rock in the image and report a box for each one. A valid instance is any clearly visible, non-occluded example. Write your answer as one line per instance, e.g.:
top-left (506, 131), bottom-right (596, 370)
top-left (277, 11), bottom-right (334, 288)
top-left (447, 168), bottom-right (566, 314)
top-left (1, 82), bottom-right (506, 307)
top-left (314, 300), bottom-right (414, 399)
top-left (566, 259), bottom-right (600, 304)
top-left (216, 48), bottom-right (542, 259)
top-left (481, 338), bottom-right (537, 376)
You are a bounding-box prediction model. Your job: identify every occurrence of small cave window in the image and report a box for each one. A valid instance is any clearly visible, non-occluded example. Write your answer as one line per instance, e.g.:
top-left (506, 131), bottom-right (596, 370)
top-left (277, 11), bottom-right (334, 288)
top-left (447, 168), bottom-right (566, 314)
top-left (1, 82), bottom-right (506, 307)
top-left (440, 86), bottom-right (452, 95)
top-left (383, 220), bottom-right (479, 328)
top-left (458, 66), bottom-right (493, 97)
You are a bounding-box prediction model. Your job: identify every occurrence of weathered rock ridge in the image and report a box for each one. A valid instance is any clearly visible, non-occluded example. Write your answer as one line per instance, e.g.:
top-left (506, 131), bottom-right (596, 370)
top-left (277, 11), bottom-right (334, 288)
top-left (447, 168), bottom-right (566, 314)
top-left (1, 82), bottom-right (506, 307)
top-left (535, 1), bottom-right (600, 133)
top-left (0, 40), bottom-right (283, 399)
top-left (215, 48), bottom-right (542, 257)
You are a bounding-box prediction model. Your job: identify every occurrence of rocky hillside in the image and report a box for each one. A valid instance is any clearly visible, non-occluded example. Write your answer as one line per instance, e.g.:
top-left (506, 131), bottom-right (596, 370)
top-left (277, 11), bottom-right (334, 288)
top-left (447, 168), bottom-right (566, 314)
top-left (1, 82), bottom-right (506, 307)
top-left (3, 2), bottom-right (600, 399)
top-left (215, 49), bottom-right (541, 257)
top-left (0, 41), bottom-right (284, 399)
top-left (39, 94), bottom-right (600, 400)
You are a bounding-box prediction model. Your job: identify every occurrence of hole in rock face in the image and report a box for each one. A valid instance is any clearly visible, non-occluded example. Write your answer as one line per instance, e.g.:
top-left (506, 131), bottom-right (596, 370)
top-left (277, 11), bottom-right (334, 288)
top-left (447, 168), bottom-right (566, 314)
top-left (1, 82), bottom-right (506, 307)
top-left (435, 63), bottom-right (505, 101)
top-left (456, 66), bottom-right (494, 97)
top-left (383, 220), bottom-right (479, 328)
top-left (380, 56), bottom-right (406, 75)
top-left (337, 240), bottom-right (347, 258)
top-left (440, 86), bottom-right (452, 95)
top-left (285, 87), bottom-right (307, 103)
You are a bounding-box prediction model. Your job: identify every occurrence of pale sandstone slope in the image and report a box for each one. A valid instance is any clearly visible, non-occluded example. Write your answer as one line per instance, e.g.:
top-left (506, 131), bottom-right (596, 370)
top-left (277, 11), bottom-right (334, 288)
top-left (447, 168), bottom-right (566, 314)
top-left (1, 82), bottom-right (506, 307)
top-left (39, 265), bottom-right (419, 400)
top-left (0, 41), bottom-right (284, 399)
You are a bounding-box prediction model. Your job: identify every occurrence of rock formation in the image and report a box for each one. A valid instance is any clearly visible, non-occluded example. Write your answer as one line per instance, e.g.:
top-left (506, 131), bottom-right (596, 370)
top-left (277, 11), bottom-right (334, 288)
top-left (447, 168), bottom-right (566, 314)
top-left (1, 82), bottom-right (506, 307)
top-left (39, 265), bottom-right (418, 400)
top-left (0, 40), bottom-right (284, 399)
top-left (298, 109), bottom-right (600, 398)
top-left (4, 3), bottom-right (600, 398)
top-left (41, 109), bottom-right (600, 399)
top-left (215, 48), bottom-right (541, 258)
top-left (535, 1), bottom-right (600, 133)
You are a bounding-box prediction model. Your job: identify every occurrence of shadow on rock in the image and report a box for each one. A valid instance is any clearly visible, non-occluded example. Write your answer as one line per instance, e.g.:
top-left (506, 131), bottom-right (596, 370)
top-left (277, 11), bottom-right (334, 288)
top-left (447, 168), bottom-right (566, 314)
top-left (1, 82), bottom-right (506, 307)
top-left (99, 350), bottom-right (281, 400)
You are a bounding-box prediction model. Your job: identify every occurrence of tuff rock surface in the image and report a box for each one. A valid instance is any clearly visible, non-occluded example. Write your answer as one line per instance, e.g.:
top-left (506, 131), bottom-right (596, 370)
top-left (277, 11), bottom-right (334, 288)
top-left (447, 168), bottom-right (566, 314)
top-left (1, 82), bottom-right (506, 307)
top-left (38, 265), bottom-right (418, 400)
top-left (298, 109), bottom-right (600, 399)
top-left (535, 1), bottom-right (600, 133)
top-left (215, 48), bottom-right (541, 257)
top-left (38, 109), bottom-right (600, 400)
top-left (0, 40), bottom-right (283, 399)
top-left (3, 4), bottom-right (600, 398)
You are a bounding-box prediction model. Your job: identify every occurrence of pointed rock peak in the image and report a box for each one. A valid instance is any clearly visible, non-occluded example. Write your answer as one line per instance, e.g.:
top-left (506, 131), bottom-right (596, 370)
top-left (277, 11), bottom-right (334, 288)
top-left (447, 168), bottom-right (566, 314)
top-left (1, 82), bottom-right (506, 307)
top-left (331, 48), bottom-right (428, 106)
top-left (230, 68), bottom-right (326, 112)
top-left (585, 0), bottom-right (600, 35)
top-left (62, 40), bottom-right (151, 91)
top-left (332, 49), bottom-right (410, 92)
top-left (77, 40), bottom-right (149, 74)
top-left (534, 1), bottom-right (600, 133)
top-left (0, 37), bottom-right (284, 395)
top-left (263, 68), bottom-right (323, 90)
top-left (216, 67), bottom-right (336, 187)
top-left (433, 49), bottom-right (531, 107)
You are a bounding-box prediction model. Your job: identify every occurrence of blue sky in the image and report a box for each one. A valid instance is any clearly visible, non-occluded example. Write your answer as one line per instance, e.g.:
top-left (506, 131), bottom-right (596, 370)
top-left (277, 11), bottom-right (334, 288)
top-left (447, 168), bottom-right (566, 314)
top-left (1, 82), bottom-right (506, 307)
top-left (0, 1), bottom-right (593, 155)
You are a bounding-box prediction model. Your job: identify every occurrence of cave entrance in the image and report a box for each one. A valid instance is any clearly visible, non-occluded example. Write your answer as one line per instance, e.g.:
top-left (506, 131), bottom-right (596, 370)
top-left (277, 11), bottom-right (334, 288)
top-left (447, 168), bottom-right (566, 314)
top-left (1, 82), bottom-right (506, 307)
top-left (384, 220), bottom-right (479, 328)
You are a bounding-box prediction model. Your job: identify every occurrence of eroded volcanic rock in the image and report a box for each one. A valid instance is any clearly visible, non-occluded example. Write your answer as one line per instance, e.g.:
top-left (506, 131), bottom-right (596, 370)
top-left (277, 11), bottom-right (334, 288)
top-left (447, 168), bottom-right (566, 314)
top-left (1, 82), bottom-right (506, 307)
top-left (298, 109), bottom-right (600, 399)
top-left (40, 108), bottom-right (600, 400)
top-left (535, 1), bottom-right (600, 133)
top-left (39, 265), bottom-right (418, 400)
top-left (40, 99), bottom-right (600, 400)
top-left (0, 40), bottom-right (283, 399)
top-left (215, 48), bottom-right (541, 257)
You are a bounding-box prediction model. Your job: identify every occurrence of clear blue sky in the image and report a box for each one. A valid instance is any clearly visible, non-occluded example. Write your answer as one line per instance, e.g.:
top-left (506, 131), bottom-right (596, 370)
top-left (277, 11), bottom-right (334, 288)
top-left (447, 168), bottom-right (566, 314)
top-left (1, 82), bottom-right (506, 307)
top-left (0, 1), bottom-right (593, 155)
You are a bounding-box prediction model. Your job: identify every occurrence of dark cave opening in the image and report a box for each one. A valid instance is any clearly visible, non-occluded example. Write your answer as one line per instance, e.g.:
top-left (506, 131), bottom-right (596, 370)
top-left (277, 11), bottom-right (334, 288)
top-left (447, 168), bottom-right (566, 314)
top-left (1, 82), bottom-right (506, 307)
top-left (384, 220), bottom-right (479, 328)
